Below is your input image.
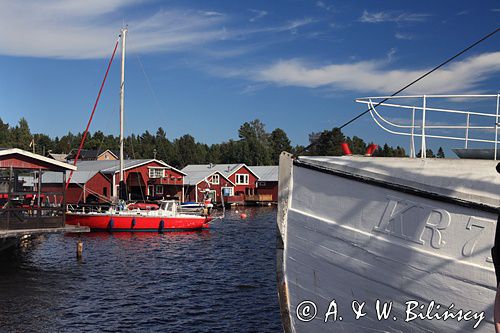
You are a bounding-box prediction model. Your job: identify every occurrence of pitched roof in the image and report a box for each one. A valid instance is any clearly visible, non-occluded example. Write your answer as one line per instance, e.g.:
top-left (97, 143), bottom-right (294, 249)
top-left (42, 159), bottom-right (184, 184)
top-left (0, 148), bottom-right (77, 171)
top-left (249, 166), bottom-right (278, 182)
top-left (67, 149), bottom-right (120, 160)
top-left (182, 163), bottom-right (260, 179)
top-left (182, 169), bottom-right (234, 186)
top-left (42, 169), bottom-right (100, 184)
top-left (47, 153), bottom-right (68, 162)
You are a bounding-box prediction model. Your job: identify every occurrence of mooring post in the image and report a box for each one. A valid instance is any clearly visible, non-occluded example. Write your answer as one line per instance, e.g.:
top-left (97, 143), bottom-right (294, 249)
top-left (76, 240), bottom-right (83, 260)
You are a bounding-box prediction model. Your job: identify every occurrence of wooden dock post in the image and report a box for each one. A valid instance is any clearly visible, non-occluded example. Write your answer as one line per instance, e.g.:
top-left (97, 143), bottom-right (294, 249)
top-left (76, 240), bottom-right (83, 260)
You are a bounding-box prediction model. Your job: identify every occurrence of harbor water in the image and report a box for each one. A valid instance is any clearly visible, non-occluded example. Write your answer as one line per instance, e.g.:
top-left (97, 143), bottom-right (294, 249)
top-left (0, 207), bottom-right (282, 332)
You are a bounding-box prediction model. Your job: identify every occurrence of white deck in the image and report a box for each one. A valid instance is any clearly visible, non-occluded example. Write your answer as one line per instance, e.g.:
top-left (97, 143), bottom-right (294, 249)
top-left (298, 156), bottom-right (500, 208)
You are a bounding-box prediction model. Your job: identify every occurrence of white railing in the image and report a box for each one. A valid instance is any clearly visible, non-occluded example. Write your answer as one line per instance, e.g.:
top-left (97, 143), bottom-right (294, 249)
top-left (355, 94), bottom-right (500, 160)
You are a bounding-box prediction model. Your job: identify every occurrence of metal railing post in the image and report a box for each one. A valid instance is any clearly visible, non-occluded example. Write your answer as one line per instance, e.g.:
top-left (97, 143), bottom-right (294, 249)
top-left (410, 107), bottom-right (416, 158)
top-left (495, 94), bottom-right (499, 161)
top-left (421, 95), bottom-right (427, 159)
top-left (465, 113), bottom-right (470, 149)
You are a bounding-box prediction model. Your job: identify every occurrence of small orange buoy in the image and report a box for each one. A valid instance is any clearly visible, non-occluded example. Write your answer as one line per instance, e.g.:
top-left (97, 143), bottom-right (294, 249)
top-left (240, 213), bottom-right (247, 219)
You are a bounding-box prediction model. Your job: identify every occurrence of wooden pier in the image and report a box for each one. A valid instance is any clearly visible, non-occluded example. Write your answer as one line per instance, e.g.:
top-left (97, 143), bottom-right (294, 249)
top-left (0, 148), bottom-right (89, 251)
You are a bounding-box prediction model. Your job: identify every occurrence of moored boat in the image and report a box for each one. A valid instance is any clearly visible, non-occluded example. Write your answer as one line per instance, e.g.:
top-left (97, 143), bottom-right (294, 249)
top-left (65, 28), bottom-right (216, 231)
top-left (277, 94), bottom-right (500, 332)
top-left (66, 200), bottom-right (211, 231)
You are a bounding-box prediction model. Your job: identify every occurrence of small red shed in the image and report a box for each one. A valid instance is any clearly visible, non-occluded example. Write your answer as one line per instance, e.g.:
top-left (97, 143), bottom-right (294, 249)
top-left (0, 148), bottom-right (76, 230)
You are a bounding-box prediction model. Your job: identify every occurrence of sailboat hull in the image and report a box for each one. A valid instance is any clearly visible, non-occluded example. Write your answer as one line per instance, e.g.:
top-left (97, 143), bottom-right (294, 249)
top-left (66, 213), bottom-right (211, 231)
top-left (277, 154), bottom-right (498, 332)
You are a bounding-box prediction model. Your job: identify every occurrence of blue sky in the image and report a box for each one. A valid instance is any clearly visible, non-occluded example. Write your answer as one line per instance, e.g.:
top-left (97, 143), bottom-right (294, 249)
top-left (0, 0), bottom-right (498, 155)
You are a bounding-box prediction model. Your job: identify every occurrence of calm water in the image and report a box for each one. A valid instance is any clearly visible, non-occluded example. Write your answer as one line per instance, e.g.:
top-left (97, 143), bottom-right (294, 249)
top-left (0, 207), bottom-right (282, 333)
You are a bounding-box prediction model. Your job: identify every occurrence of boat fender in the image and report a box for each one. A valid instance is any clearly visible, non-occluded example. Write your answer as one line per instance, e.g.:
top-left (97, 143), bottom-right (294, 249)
top-left (131, 218), bottom-right (136, 229)
top-left (159, 219), bottom-right (164, 233)
top-left (107, 218), bottom-right (114, 232)
top-left (365, 143), bottom-right (378, 156)
top-left (340, 142), bottom-right (352, 156)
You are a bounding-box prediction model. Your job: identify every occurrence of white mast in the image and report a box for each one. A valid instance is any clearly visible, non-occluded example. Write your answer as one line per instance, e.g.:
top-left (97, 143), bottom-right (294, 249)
top-left (119, 27), bottom-right (127, 195)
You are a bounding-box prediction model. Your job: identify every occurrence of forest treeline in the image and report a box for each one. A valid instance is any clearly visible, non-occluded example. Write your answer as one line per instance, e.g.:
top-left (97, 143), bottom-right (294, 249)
top-left (0, 117), bottom-right (444, 168)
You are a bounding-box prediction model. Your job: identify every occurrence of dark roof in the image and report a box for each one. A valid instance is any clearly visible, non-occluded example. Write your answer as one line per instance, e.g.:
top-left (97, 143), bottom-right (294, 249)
top-left (66, 149), bottom-right (120, 160)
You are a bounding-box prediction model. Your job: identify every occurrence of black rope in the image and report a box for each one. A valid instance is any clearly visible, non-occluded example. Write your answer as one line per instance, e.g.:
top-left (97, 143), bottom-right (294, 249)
top-left (300, 26), bottom-right (500, 154)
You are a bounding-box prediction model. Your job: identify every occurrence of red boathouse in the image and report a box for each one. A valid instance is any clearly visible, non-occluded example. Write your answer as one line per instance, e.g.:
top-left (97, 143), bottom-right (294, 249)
top-left (182, 164), bottom-right (260, 204)
top-left (43, 159), bottom-right (186, 204)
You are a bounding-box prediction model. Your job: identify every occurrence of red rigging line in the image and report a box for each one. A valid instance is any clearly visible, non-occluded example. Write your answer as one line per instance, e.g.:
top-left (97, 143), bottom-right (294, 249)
top-left (66, 37), bottom-right (120, 190)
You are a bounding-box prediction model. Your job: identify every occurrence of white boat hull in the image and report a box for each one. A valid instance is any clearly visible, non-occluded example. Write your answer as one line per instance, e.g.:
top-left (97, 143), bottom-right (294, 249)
top-left (277, 154), bottom-right (497, 332)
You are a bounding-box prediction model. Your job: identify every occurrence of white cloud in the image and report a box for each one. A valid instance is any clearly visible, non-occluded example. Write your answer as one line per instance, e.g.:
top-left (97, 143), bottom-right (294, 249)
top-left (316, 1), bottom-right (334, 12)
top-left (279, 18), bottom-right (316, 35)
top-left (247, 52), bottom-right (500, 94)
top-left (395, 32), bottom-right (413, 40)
top-left (360, 10), bottom-right (430, 23)
top-left (249, 9), bottom-right (268, 22)
top-left (0, 1), bottom-right (227, 59)
top-left (200, 11), bottom-right (224, 17)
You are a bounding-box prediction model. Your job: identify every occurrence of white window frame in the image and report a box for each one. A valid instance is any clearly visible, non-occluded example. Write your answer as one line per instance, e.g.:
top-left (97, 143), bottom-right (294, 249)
top-left (222, 187), bottom-right (234, 196)
top-left (149, 168), bottom-right (165, 179)
top-left (235, 173), bottom-right (249, 185)
top-left (211, 174), bottom-right (220, 185)
top-left (155, 185), bottom-right (163, 195)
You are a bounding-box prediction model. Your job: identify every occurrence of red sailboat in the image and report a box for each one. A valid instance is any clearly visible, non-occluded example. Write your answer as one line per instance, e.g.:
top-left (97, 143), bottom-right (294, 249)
top-left (65, 28), bottom-right (214, 231)
top-left (66, 200), bottom-right (212, 231)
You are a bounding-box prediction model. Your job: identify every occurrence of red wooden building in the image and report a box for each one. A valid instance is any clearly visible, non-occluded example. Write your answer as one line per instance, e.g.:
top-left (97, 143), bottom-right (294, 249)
top-left (183, 170), bottom-right (234, 204)
top-left (249, 166), bottom-right (278, 203)
top-left (43, 159), bottom-right (185, 204)
top-left (0, 148), bottom-right (87, 251)
top-left (182, 164), bottom-right (260, 204)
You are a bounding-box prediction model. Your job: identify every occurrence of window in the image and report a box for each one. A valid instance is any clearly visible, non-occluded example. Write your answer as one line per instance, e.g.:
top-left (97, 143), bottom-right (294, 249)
top-left (148, 185), bottom-right (154, 196)
top-left (156, 185), bottom-right (163, 195)
top-left (149, 168), bottom-right (165, 178)
top-left (235, 173), bottom-right (249, 185)
top-left (222, 187), bottom-right (234, 196)
top-left (211, 174), bottom-right (220, 185)
top-left (103, 187), bottom-right (108, 196)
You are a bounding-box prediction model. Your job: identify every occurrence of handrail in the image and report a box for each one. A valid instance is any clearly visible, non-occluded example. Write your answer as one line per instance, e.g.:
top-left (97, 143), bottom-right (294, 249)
top-left (355, 94), bottom-right (500, 160)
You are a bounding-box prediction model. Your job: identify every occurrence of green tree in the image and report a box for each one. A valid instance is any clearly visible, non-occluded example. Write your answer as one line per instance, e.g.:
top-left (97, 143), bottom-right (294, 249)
top-left (11, 118), bottom-right (32, 150)
top-left (173, 134), bottom-right (206, 168)
top-left (269, 128), bottom-right (292, 164)
top-left (155, 127), bottom-right (175, 162)
top-left (33, 133), bottom-right (54, 155)
top-left (437, 147), bottom-right (445, 158)
top-left (237, 119), bottom-right (272, 165)
top-left (417, 149), bottom-right (435, 158)
top-left (0, 118), bottom-right (11, 147)
top-left (346, 136), bottom-right (367, 155)
top-left (309, 127), bottom-right (345, 156)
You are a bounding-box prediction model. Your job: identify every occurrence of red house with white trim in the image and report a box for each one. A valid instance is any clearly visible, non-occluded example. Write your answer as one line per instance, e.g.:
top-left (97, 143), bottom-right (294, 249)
top-left (182, 170), bottom-right (234, 204)
top-left (181, 164), bottom-right (259, 204)
top-left (43, 159), bottom-right (185, 204)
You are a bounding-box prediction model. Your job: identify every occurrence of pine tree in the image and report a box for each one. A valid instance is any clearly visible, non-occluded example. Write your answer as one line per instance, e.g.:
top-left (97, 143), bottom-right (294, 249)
top-left (437, 147), bottom-right (445, 158)
top-left (270, 128), bottom-right (292, 164)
